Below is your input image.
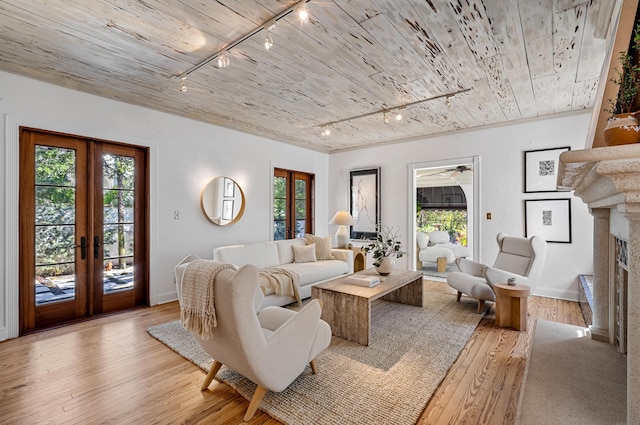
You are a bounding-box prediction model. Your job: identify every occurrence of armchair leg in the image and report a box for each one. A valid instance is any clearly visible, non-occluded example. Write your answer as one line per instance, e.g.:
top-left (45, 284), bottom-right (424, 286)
top-left (201, 360), bottom-right (223, 391)
top-left (456, 291), bottom-right (462, 302)
top-left (310, 359), bottom-right (319, 374)
top-left (244, 385), bottom-right (268, 421)
top-left (477, 299), bottom-right (485, 314)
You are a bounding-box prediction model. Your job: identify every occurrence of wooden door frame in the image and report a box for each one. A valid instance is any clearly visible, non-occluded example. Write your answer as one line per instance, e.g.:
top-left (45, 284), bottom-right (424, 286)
top-left (274, 168), bottom-right (314, 239)
top-left (18, 127), bottom-right (150, 333)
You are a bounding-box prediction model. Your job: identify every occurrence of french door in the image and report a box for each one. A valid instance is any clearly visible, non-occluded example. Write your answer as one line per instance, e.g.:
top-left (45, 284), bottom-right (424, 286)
top-left (273, 168), bottom-right (314, 240)
top-left (19, 128), bottom-right (149, 333)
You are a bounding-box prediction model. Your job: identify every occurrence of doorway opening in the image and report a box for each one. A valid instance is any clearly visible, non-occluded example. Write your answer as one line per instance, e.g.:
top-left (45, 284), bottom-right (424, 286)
top-left (410, 157), bottom-right (479, 280)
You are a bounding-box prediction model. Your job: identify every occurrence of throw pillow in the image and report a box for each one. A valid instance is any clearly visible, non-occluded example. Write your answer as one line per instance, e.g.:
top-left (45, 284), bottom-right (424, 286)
top-left (305, 234), bottom-right (333, 260)
top-left (293, 243), bottom-right (317, 263)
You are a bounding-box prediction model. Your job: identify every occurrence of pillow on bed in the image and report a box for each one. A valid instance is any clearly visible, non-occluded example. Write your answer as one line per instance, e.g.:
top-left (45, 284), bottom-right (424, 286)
top-left (305, 234), bottom-right (333, 260)
top-left (293, 243), bottom-right (317, 263)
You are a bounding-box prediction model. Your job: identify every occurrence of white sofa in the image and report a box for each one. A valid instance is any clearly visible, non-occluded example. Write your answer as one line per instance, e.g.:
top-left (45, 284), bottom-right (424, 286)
top-left (213, 237), bottom-right (353, 307)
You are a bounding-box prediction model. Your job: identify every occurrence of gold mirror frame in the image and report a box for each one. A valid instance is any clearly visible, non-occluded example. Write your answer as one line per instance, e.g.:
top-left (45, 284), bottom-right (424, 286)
top-left (200, 177), bottom-right (245, 226)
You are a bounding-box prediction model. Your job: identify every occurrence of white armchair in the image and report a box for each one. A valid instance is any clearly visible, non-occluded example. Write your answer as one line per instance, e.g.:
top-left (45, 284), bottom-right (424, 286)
top-left (446, 233), bottom-right (547, 313)
top-left (174, 257), bottom-right (331, 421)
top-left (416, 230), bottom-right (470, 271)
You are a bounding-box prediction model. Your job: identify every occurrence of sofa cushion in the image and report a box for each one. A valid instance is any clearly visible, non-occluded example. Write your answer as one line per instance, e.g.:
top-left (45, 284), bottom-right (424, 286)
top-left (276, 238), bottom-right (306, 265)
top-left (214, 242), bottom-right (280, 269)
top-left (278, 260), bottom-right (349, 286)
top-left (305, 234), bottom-right (333, 260)
top-left (293, 243), bottom-right (317, 263)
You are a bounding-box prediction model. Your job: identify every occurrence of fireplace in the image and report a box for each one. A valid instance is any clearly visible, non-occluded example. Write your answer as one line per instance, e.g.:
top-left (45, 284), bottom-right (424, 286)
top-left (558, 144), bottom-right (640, 424)
top-left (615, 237), bottom-right (628, 354)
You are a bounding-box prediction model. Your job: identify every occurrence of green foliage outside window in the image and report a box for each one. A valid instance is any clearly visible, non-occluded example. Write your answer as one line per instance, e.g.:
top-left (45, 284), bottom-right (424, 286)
top-left (417, 208), bottom-right (467, 246)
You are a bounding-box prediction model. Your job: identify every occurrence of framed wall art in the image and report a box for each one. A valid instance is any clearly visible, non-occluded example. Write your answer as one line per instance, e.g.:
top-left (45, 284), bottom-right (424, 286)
top-left (524, 198), bottom-right (572, 243)
top-left (222, 199), bottom-right (234, 221)
top-left (350, 168), bottom-right (380, 240)
top-left (524, 146), bottom-right (570, 193)
top-left (223, 177), bottom-right (235, 197)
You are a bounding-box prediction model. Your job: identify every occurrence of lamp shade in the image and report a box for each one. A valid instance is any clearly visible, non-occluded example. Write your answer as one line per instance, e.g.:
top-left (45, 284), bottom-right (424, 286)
top-left (329, 210), bottom-right (355, 226)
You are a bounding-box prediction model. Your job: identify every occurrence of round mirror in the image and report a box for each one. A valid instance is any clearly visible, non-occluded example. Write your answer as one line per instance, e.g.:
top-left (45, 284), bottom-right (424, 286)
top-left (201, 177), bottom-right (245, 226)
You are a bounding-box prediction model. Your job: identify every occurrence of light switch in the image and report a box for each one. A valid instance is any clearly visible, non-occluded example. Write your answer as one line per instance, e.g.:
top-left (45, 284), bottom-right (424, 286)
top-left (486, 212), bottom-right (492, 220)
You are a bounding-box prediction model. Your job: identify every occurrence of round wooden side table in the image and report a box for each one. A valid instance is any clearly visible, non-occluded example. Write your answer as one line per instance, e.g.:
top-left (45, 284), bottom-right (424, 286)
top-left (494, 283), bottom-right (531, 331)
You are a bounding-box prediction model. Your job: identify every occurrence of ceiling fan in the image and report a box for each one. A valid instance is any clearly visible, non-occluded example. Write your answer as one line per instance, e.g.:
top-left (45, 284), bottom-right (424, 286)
top-left (422, 165), bottom-right (473, 178)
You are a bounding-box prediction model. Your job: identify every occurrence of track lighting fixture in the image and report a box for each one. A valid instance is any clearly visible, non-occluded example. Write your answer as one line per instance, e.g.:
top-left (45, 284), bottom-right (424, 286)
top-left (264, 30), bottom-right (273, 50)
top-left (315, 88), bottom-right (472, 130)
top-left (298, 7), bottom-right (309, 21)
top-left (445, 96), bottom-right (453, 108)
top-left (321, 126), bottom-right (331, 137)
top-left (217, 51), bottom-right (230, 68)
top-left (179, 76), bottom-right (187, 93)
top-left (176, 0), bottom-right (311, 88)
top-left (264, 19), bottom-right (276, 50)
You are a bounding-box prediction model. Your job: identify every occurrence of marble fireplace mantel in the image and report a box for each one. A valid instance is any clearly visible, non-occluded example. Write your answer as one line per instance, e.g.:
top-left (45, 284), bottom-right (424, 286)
top-left (558, 143), bottom-right (640, 424)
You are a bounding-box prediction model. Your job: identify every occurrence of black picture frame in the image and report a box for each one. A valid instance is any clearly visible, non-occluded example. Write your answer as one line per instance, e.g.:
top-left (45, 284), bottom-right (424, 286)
top-left (524, 198), bottom-right (572, 243)
top-left (350, 168), bottom-right (380, 240)
top-left (524, 146), bottom-right (571, 193)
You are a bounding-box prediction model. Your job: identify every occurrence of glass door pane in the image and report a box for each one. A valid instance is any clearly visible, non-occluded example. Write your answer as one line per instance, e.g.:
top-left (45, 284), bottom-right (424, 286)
top-left (102, 154), bottom-right (135, 294)
top-left (294, 178), bottom-right (307, 238)
top-left (34, 146), bottom-right (77, 305)
top-left (273, 175), bottom-right (286, 240)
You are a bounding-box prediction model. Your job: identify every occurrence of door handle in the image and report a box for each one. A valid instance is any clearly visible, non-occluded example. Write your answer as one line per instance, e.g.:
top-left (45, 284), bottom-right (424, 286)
top-left (75, 236), bottom-right (87, 260)
top-left (94, 236), bottom-right (103, 259)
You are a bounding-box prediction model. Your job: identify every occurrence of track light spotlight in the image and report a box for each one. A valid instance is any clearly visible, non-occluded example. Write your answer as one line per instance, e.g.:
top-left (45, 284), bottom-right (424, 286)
top-left (297, 5), bottom-right (309, 22)
top-left (383, 112), bottom-right (389, 124)
top-left (218, 51), bottom-right (230, 68)
top-left (264, 31), bottom-right (273, 50)
top-left (179, 76), bottom-right (187, 93)
top-left (395, 112), bottom-right (402, 121)
top-left (321, 126), bottom-right (331, 137)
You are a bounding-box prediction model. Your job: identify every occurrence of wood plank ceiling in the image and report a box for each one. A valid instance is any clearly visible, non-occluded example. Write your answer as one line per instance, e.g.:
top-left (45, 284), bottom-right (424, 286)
top-left (0, 0), bottom-right (616, 153)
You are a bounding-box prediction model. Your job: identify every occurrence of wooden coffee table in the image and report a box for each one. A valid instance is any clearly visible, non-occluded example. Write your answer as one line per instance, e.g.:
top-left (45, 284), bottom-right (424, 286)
top-left (311, 269), bottom-right (423, 346)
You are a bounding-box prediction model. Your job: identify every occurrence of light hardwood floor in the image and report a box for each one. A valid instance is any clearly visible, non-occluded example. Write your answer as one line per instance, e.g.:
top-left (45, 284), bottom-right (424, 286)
top-left (0, 280), bottom-right (585, 425)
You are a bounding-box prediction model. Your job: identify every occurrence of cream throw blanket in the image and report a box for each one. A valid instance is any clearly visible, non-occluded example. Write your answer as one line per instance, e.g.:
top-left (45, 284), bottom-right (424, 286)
top-left (259, 268), bottom-right (301, 306)
top-left (180, 260), bottom-right (236, 339)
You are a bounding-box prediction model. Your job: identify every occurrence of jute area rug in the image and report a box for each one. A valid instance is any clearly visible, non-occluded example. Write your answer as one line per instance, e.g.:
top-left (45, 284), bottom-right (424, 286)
top-left (147, 291), bottom-right (482, 425)
top-left (516, 320), bottom-right (626, 425)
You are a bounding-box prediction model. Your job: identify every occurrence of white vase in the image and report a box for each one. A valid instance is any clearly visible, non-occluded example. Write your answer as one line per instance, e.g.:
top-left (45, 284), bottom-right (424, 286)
top-left (375, 257), bottom-right (395, 276)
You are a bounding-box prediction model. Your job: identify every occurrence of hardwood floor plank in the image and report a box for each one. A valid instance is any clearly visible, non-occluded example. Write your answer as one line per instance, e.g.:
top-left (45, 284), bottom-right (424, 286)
top-left (0, 282), bottom-right (587, 425)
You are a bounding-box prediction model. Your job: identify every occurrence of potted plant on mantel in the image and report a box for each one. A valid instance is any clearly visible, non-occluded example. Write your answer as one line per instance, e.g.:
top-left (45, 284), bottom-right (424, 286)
top-left (604, 24), bottom-right (640, 146)
top-left (362, 224), bottom-right (405, 276)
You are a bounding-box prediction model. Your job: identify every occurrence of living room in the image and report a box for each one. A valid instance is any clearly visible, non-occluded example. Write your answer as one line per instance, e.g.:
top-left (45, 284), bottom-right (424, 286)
top-left (1, 0), bottom-right (636, 423)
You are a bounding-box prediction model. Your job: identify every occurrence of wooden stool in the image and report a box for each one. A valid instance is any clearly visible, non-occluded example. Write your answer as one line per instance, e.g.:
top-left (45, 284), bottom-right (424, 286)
top-left (494, 283), bottom-right (530, 331)
top-left (351, 247), bottom-right (366, 272)
top-left (437, 257), bottom-right (447, 272)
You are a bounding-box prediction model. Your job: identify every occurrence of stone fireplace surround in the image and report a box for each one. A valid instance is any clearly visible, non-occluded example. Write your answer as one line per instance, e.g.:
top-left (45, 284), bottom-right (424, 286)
top-left (558, 144), bottom-right (640, 424)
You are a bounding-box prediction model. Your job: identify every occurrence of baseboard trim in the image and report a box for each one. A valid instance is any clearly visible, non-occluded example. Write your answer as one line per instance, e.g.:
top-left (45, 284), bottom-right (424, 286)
top-left (0, 326), bottom-right (8, 342)
top-left (534, 287), bottom-right (579, 302)
top-left (156, 291), bottom-right (178, 305)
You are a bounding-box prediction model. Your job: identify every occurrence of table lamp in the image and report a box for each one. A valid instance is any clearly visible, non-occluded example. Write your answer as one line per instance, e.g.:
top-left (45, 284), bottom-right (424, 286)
top-left (329, 210), bottom-right (355, 248)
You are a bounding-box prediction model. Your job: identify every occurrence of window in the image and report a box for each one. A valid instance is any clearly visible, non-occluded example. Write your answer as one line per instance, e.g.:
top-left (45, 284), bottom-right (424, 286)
top-left (274, 168), bottom-right (314, 240)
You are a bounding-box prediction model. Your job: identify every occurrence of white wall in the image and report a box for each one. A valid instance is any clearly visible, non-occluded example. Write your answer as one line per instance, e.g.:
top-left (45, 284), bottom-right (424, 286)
top-left (1, 70), bottom-right (596, 341)
top-left (0, 71), bottom-right (329, 340)
top-left (328, 112), bottom-right (594, 301)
